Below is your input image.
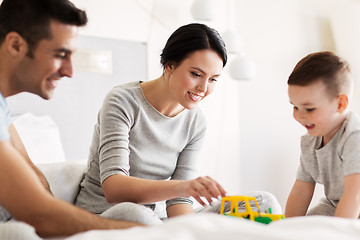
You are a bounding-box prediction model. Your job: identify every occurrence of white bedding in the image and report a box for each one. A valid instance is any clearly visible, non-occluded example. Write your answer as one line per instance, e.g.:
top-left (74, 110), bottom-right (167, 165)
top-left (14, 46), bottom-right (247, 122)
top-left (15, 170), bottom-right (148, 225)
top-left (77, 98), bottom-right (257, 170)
top-left (65, 213), bottom-right (360, 240)
top-left (1, 213), bottom-right (360, 240)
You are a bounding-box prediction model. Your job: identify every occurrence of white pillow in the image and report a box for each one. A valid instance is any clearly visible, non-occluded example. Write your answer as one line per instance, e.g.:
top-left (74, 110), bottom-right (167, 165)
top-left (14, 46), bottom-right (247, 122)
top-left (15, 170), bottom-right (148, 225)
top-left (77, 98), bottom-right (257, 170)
top-left (37, 161), bottom-right (87, 203)
top-left (12, 112), bottom-right (66, 164)
top-left (0, 221), bottom-right (41, 240)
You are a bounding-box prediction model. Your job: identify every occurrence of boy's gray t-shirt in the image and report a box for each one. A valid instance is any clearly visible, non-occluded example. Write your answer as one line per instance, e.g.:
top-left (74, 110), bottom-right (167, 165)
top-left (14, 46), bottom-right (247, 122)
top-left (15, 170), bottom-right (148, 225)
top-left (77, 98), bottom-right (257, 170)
top-left (297, 111), bottom-right (360, 206)
top-left (76, 81), bottom-right (207, 214)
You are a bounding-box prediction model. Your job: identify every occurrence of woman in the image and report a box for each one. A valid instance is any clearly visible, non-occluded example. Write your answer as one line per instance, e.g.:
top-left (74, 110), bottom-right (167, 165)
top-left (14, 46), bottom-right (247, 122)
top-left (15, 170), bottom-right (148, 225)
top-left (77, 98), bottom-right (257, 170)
top-left (75, 23), bottom-right (279, 224)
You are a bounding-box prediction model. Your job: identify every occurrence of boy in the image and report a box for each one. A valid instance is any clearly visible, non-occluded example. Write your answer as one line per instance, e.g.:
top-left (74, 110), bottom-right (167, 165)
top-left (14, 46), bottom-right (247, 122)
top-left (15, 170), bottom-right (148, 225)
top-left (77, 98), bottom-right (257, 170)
top-left (285, 51), bottom-right (360, 218)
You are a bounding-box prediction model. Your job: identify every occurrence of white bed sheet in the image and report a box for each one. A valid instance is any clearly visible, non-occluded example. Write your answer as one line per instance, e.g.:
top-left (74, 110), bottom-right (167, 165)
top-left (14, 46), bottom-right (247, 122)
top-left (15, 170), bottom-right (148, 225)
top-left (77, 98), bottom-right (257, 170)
top-left (62, 213), bottom-right (360, 240)
top-left (2, 213), bottom-right (359, 240)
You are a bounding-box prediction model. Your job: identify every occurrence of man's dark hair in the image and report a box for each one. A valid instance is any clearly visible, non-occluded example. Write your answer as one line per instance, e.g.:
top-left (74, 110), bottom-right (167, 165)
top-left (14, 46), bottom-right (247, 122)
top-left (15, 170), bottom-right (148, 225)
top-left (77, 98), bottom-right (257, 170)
top-left (0, 0), bottom-right (87, 57)
top-left (288, 51), bottom-right (352, 98)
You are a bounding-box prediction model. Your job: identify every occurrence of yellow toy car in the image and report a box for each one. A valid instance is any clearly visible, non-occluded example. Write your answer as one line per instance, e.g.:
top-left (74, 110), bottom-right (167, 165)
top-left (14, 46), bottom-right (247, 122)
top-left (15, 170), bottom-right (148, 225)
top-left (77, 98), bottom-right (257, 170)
top-left (219, 195), bottom-right (285, 224)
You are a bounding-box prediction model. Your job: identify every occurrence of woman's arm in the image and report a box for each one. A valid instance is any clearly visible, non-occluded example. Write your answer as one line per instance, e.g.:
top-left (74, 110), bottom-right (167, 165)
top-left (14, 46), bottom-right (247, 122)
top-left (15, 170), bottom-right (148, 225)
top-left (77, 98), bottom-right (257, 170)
top-left (335, 173), bottom-right (360, 218)
top-left (102, 174), bottom-right (226, 206)
top-left (166, 203), bottom-right (194, 218)
top-left (285, 179), bottom-right (315, 217)
top-left (8, 123), bottom-right (51, 192)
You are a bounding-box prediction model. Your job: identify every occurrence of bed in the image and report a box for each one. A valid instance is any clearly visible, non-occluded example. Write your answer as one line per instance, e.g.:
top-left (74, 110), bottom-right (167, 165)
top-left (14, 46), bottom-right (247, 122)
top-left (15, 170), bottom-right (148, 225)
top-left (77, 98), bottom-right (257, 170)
top-left (1, 160), bottom-right (360, 240)
top-left (64, 214), bottom-right (360, 240)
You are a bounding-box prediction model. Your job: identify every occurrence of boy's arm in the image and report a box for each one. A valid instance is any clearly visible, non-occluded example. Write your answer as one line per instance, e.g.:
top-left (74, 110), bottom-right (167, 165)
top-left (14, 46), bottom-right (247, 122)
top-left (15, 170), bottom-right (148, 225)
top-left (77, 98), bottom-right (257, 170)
top-left (335, 173), bottom-right (360, 218)
top-left (0, 140), bottom-right (143, 238)
top-left (8, 123), bottom-right (51, 193)
top-left (285, 179), bottom-right (315, 217)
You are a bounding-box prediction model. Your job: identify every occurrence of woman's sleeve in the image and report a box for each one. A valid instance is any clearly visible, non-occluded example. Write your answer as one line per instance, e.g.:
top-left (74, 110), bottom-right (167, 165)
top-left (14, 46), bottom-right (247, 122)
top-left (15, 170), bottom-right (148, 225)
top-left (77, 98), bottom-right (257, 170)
top-left (98, 89), bottom-right (137, 183)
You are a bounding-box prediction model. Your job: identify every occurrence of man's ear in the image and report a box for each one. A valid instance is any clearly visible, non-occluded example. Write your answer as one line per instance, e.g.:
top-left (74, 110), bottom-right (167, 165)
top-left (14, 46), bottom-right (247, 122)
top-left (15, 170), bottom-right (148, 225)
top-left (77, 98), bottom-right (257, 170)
top-left (5, 32), bottom-right (28, 58)
top-left (337, 94), bottom-right (349, 113)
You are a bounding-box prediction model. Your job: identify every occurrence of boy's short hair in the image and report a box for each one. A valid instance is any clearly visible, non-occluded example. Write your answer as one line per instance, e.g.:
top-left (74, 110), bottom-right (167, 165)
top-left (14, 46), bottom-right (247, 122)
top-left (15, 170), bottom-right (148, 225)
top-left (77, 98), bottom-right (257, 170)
top-left (288, 51), bottom-right (352, 99)
top-left (0, 0), bottom-right (87, 58)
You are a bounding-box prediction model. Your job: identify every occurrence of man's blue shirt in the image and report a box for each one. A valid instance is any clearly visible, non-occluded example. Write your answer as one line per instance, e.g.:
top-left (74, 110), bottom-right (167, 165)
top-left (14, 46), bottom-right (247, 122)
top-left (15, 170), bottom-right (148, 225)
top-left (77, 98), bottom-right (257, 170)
top-left (0, 91), bottom-right (11, 141)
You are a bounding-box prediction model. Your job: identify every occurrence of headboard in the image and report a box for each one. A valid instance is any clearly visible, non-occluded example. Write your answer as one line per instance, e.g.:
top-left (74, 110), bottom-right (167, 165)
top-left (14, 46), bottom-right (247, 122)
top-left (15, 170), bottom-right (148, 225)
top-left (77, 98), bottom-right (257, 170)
top-left (7, 35), bottom-right (147, 161)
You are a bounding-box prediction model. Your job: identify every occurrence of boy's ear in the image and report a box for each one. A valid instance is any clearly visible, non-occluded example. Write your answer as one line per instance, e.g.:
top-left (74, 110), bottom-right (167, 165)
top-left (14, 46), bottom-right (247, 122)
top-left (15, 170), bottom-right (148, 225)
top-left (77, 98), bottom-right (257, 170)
top-left (337, 94), bottom-right (349, 113)
top-left (5, 32), bottom-right (28, 58)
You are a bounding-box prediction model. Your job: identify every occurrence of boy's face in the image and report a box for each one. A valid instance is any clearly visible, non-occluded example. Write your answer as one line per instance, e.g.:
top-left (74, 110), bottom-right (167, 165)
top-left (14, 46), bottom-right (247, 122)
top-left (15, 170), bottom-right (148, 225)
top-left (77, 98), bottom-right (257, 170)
top-left (288, 80), bottom-right (344, 144)
top-left (14, 20), bottom-right (79, 100)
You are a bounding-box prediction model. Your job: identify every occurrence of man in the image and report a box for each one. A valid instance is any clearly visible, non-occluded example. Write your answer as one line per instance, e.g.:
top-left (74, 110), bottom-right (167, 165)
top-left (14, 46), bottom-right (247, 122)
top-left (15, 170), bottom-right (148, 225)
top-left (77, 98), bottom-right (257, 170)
top-left (0, 0), bottom-right (143, 237)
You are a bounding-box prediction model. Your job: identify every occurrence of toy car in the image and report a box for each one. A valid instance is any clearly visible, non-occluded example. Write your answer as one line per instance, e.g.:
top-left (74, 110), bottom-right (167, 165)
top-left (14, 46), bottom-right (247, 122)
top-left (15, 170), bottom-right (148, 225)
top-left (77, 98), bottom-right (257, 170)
top-left (219, 195), bottom-right (285, 224)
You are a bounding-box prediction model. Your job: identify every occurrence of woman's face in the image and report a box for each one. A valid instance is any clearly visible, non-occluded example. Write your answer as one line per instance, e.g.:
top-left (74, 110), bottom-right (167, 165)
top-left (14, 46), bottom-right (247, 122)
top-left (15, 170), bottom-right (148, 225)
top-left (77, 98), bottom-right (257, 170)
top-left (166, 49), bottom-right (223, 110)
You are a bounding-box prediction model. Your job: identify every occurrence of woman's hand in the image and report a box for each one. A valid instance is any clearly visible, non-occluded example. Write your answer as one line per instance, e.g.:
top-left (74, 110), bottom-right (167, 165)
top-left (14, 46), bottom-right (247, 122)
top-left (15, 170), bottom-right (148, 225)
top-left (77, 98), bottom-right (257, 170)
top-left (180, 176), bottom-right (227, 206)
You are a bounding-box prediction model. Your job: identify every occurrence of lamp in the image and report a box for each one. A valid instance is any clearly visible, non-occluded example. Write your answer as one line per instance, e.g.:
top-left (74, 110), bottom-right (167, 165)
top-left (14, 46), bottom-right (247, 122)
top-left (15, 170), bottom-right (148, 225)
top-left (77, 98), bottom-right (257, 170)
top-left (191, 0), bottom-right (216, 21)
top-left (222, 0), bottom-right (255, 80)
top-left (228, 53), bottom-right (256, 80)
top-left (221, 30), bottom-right (241, 54)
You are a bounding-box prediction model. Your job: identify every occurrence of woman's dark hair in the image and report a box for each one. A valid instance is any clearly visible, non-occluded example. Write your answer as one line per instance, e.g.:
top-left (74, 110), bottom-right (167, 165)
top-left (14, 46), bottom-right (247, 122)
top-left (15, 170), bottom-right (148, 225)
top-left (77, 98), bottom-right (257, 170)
top-left (160, 23), bottom-right (227, 69)
top-left (0, 0), bottom-right (87, 57)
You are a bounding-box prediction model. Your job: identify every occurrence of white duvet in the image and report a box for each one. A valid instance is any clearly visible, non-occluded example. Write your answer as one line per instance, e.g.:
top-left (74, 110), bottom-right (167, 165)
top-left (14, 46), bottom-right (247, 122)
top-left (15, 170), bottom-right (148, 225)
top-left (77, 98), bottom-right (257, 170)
top-left (65, 213), bottom-right (360, 240)
top-left (1, 211), bottom-right (360, 240)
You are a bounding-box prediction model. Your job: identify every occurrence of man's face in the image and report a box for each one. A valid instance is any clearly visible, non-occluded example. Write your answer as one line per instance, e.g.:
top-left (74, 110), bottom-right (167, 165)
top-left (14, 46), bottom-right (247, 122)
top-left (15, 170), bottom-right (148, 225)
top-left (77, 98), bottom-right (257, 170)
top-left (15, 20), bottom-right (79, 100)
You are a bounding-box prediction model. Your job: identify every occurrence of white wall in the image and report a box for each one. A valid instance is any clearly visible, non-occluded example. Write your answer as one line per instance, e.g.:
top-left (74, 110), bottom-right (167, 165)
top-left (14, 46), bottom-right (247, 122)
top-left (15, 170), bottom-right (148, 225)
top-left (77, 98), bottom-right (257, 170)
top-left (71, 0), bottom-right (360, 211)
